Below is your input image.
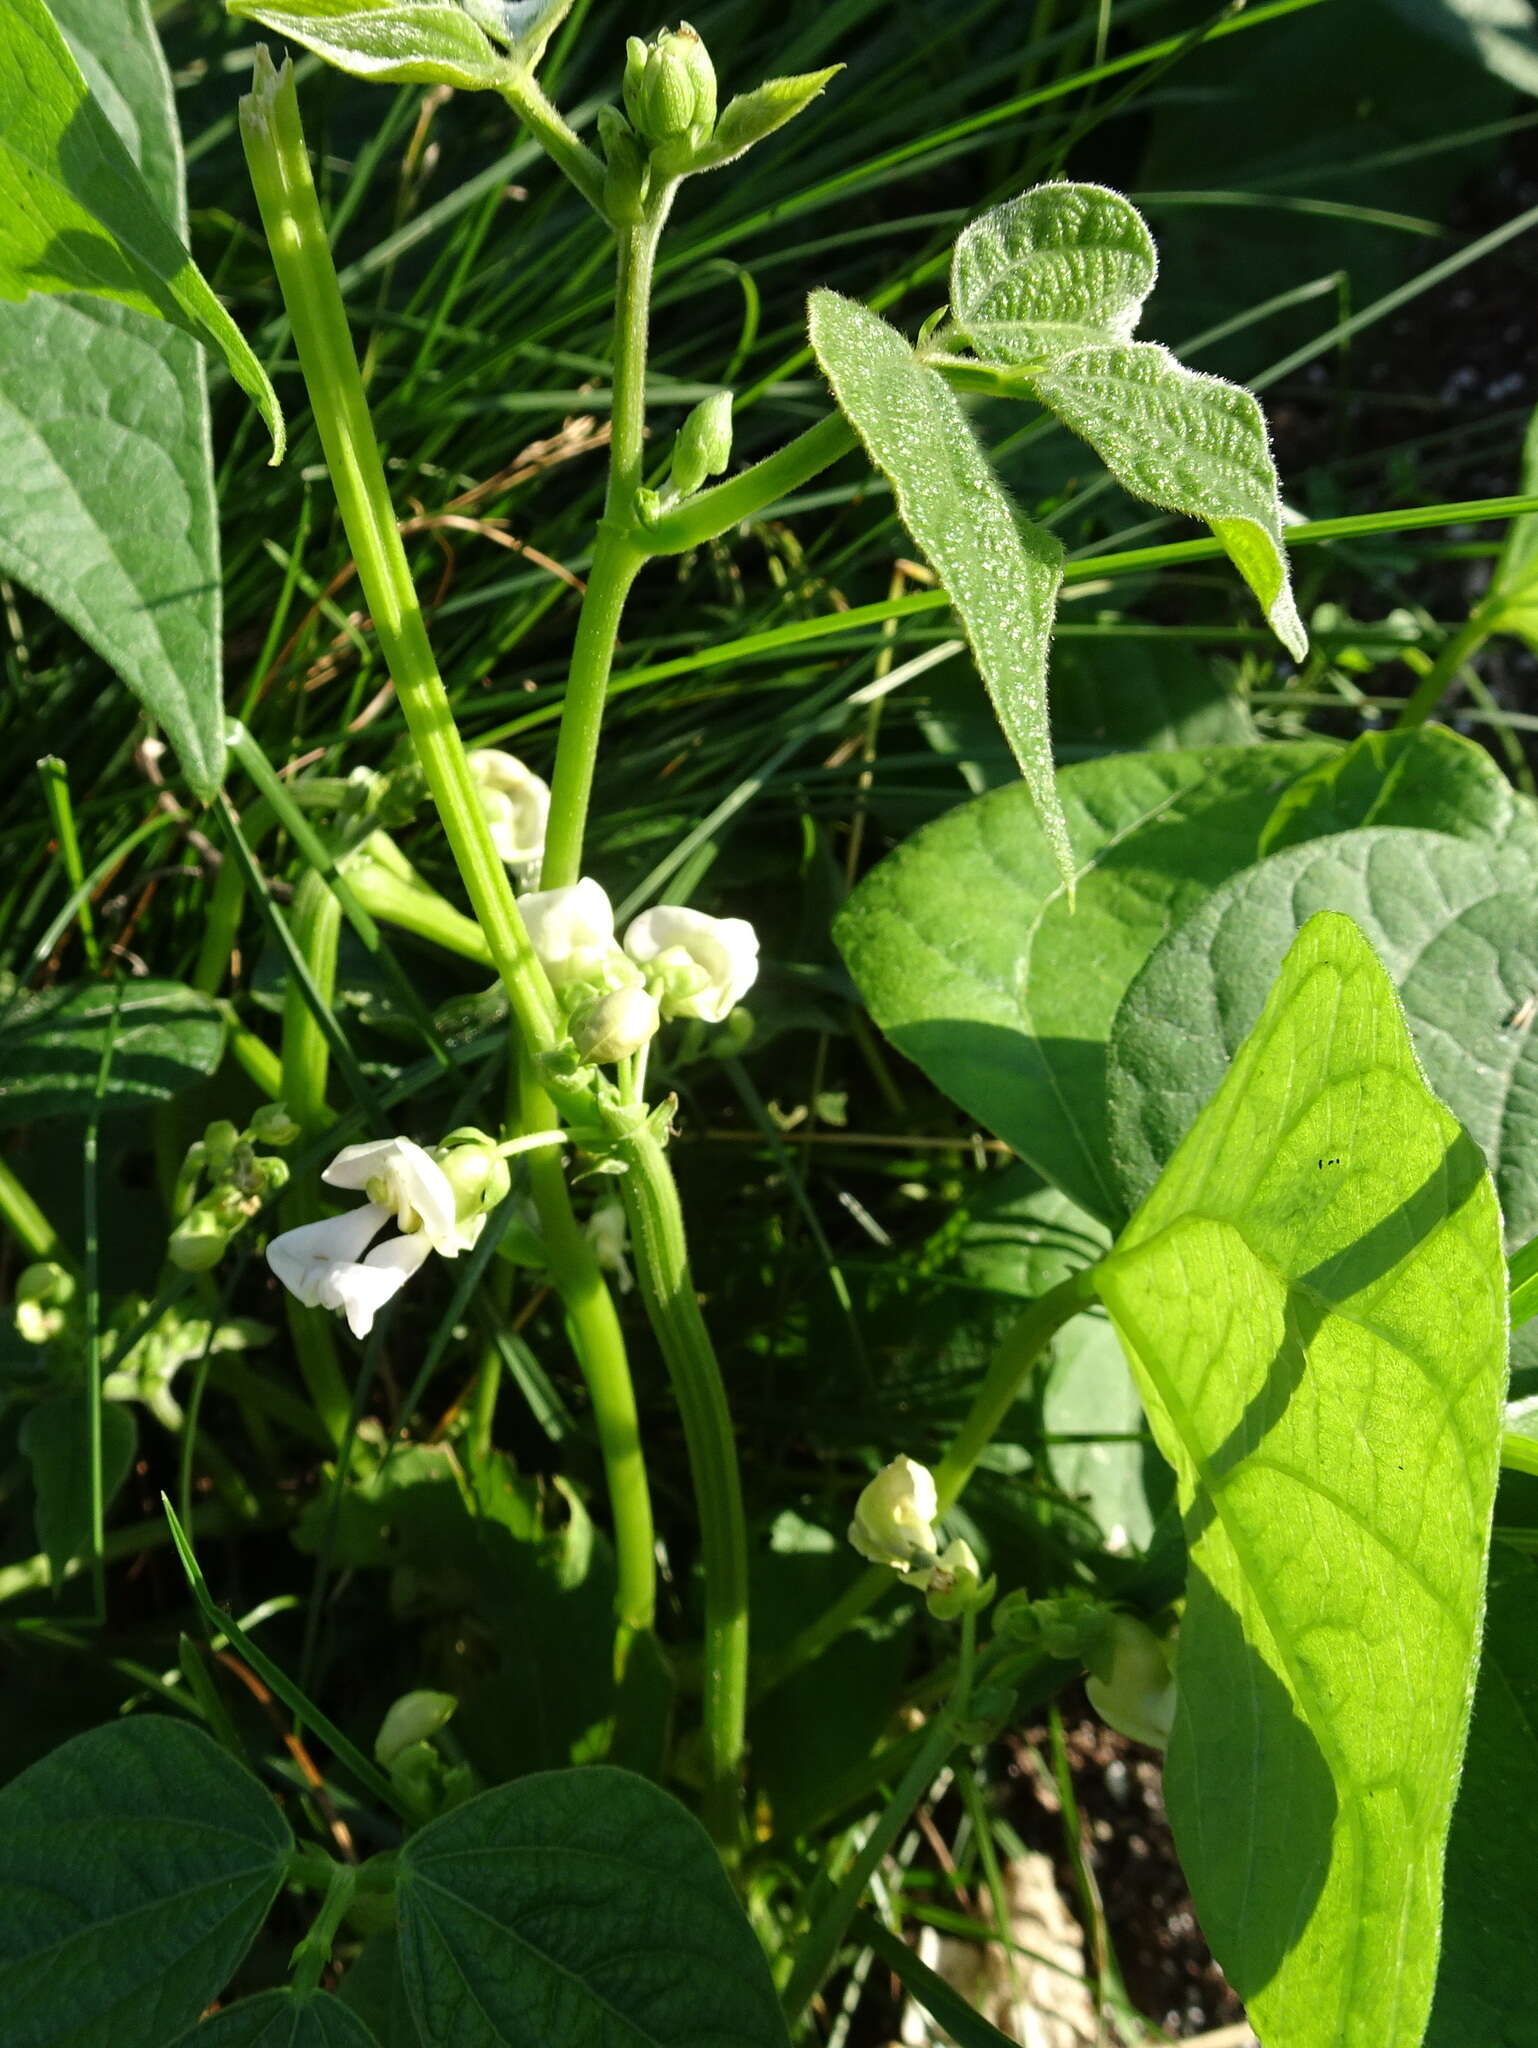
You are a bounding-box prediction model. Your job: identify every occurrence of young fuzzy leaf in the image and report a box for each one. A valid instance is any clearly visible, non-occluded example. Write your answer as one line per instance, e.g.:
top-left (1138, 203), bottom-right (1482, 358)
top-left (809, 289), bottom-right (1071, 884)
top-left (1100, 912), bottom-right (1506, 2048)
top-left (1033, 340), bottom-right (1307, 660)
top-left (696, 67), bottom-right (842, 170)
top-left (228, 0), bottom-right (509, 90)
top-left (0, 0), bottom-right (282, 455)
top-left (950, 182), bottom-right (1157, 363)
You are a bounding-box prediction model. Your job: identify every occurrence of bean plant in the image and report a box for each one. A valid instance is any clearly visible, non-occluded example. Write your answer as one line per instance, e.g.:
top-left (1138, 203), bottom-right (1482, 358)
top-left (0, 3), bottom-right (1533, 2047)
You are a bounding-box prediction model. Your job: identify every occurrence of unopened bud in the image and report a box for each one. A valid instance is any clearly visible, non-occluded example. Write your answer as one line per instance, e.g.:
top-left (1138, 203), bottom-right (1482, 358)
top-left (15, 1262), bottom-right (73, 1345)
top-left (249, 1102), bottom-right (301, 1147)
top-left (433, 1133), bottom-right (512, 1242)
top-left (572, 984), bottom-right (661, 1064)
top-left (625, 23), bottom-right (715, 151)
top-left (597, 105), bottom-right (649, 226)
top-left (375, 1689), bottom-right (458, 1767)
top-left (202, 1120), bottom-right (240, 1174)
top-left (670, 390), bottom-right (733, 498)
top-left (168, 1199), bottom-right (237, 1273)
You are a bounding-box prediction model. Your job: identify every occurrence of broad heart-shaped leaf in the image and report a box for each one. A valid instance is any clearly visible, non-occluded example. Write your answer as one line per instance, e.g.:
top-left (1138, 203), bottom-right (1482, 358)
top-left (0, 0), bottom-right (238, 799)
top-left (809, 289), bottom-right (1071, 883)
top-left (949, 183), bottom-right (1157, 363)
top-left (1098, 912), bottom-right (1506, 2048)
top-left (1106, 826), bottom-right (1538, 1247)
top-left (0, 1717), bottom-right (294, 2047)
top-left (835, 742), bottom-right (1335, 1223)
top-left (1259, 722), bottom-right (1538, 856)
top-left (1424, 1547), bottom-right (1538, 2047)
top-left (0, 0), bottom-right (280, 452)
top-left (19, 1391), bottom-right (137, 1584)
top-left (397, 1766), bottom-right (790, 2048)
top-left (0, 979), bottom-right (225, 1126)
top-left (180, 1992), bottom-right (381, 2046)
top-left (229, 0), bottom-right (511, 89)
top-left (1032, 341), bottom-right (1307, 661)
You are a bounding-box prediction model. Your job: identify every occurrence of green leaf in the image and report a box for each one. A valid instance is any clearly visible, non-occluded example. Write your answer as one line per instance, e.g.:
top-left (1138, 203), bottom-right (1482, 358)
top-left (1098, 911), bottom-right (1506, 2048)
top-left (0, 1717), bottom-right (294, 2046)
top-left (229, 0), bottom-right (510, 90)
top-left (949, 183), bottom-right (1157, 363)
top-left (1259, 723), bottom-right (1538, 855)
top-left (0, 980), bottom-right (226, 1126)
top-left (1032, 341), bottom-right (1307, 660)
top-left (1106, 826), bottom-right (1538, 1245)
top-left (1509, 1232), bottom-right (1538, 1326)
top-left (808, 288), bottom-right (1071, 883)
top-left (181, 1992), bottom-right (382, 2046)
top-left (853, 1913), bottom-right (1017, 2048)
top-left (835, 743), bottom-right (1333, 1222)
top-left (0, 0), bottom-right (282, 452)
top-left (697, 68), bottom-right (843, 171)
top-left (397, 1766), bottom-right (791, 2047)
top-left (1425, 1547), bottom-right (1538, 2046)
top-left (19, 1392), bottom-right (137, 1584)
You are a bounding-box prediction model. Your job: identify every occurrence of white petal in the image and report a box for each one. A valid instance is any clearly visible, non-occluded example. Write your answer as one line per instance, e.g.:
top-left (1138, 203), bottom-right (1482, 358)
top-left (517, 878), bottom-right (615, 978)
top-left (323, 1259), bottom-right (412, 1340)
top-left (388, 1138), bottom-right (460, 1255)
top-left (323, 1139), bottom-right (403, 1192)
top-left (265, 1202), bottom-right (393, 1305)
top-left (363, 1230), bottom-right (435, 1280)
top-left (624, 904), bottom-right (759, 1024)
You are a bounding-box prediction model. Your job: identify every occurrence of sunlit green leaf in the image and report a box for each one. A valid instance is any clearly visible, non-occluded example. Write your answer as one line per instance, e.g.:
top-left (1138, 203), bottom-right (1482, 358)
top-left (1033, 340), bottom-right (1307, 660)
top-left (229, 0), bottom-right (510, 90)
top-left (949, 182), bottom-right (1157, 363)
top-left (809, 288), bottom-right (1071, 883)
top-left (1100, 911), bottom-right (1506, 2048)
top-left (1260, 723), bottom-right (1538, 855)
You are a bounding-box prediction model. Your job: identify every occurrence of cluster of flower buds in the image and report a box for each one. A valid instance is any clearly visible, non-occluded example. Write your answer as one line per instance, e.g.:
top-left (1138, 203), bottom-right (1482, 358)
top-left (517, 876), bottom-right (759, 1066)
top-left (264, 1129), bottom-right (511, 1339)
top-left (374, 1688), bottom-right (475, 1823)
top-left (465, 749), bottom-right (551, 888)
top-left (167, 1104), bottom-right (301, 1274)
top-left (847, 1455), bottom-right (993, 1621)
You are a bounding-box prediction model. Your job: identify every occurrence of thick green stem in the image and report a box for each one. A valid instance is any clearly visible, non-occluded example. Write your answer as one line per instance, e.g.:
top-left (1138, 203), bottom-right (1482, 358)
top-left (620, 1119), bottom-right (749, 1849)
top-left (640, 412), bottom-right (858, 556)
top-left (499, 67), bottom-right (606, 217)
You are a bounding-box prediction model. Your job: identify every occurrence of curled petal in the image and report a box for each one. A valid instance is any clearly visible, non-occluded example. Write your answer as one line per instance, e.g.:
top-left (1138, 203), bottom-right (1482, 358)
top-left (266, 1202), bottom-right (393, 1307)
top-left (623, 903), bottom-right (759, 1023)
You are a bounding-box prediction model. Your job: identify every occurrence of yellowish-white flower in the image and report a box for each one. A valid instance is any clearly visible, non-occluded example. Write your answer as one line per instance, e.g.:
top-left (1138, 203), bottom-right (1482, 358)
top-left (466, 749), bottom-right (550, 886)
top-left (323, 1136), bottom-right (469, 1256)
top-left (623, 903), bottom-right (758, 1024)
top-left (265, 1203), bottom-right (432, 1340)
top-left (1085, 1614), bottom-right (1177, 1750)
top-left (848, 1454), bottom-right (941, 1571)
top-left (518, 878), bottom-right (631, 988)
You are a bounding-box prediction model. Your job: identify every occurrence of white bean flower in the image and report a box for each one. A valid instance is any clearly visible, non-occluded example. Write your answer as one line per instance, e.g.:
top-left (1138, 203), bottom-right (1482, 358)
top-left (265, 1203), bottom-right (432, 1340)
top-left (848, 1455), bottom-right (941, 1572)
top-left (623, 903), bottom-right (758, 1024)
top-left (466, 749), bottom-right (550, 887)
top-left (517, 878), bottom-right (632, 989)
top-left (323, 1136), bottom-right (471, 1256)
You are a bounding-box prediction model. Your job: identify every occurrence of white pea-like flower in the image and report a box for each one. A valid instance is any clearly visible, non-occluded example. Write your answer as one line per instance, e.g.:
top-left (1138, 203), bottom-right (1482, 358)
top-left (466, 749), bottom-right (550, 886)
top-left (323, 1136), bottom-right (469, 1257)
top-left (848, 1455), bottom-right (941, 1572)
top-left (265, 1203), bottom-right (432, 1340)
top-left (517, 878), bottom-right (630, 988)
top-left (622, 903), bottom-right (758, 1024)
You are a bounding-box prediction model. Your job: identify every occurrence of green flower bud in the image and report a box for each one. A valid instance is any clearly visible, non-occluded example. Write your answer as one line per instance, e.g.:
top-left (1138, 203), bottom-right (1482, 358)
top-left (571, 984), bottom-right (661, 1064)
top-left (597, 105), bottom-right (649, 226)
top-left (670, 390), bottom-right (733, 498)
top-left (202, 1120), bottom-right (240, 1174)
top-left (168, 1199), bottom-right (237, 1273)
top-left (375, 1689), bottom-right (458, 1767)
top-left (625, 23), bottom-right (716, 151)
top-left (248, 1102), bottom-right (301, 1147)
top-left (433, 1133), bottom-right (513, 1243)
top-left (255, 1156), bottom-right (290, 1197)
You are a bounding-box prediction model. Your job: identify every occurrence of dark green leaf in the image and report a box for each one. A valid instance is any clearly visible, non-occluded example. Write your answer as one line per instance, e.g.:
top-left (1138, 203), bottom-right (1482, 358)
top-left (1259, 724), bottom-right (1538, 855)
top-left (808, 288), bottom-right (1072, 884)
top-left (949, 183), bottom-right (1156, 363)
top-left (0, 980), bottom-right (226, 1126)
top-left (338, 1936), bottom-right (422, 2048)
top-left (1100, 912), bottom-right (1506, 2048)
top-left (397, 1766), bottom-right (790, 2047)
top-left (229, 0), bottom-right (509, 90)
top-left (1383, 0), bottom-right (1538, 95)
top-left (0, 1718), bottom-right (293, 2047)
top-left (19, 1392), bottom-right (137, 1584)
top-left (181, 1991), bottom-right (381, 2046)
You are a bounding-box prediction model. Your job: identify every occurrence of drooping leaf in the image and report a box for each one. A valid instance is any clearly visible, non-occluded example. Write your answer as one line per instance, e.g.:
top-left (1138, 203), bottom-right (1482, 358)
top-left (1033, 340), bottom-right (1307, 660)
top-left (1099, 911), bottom-right (1506, 2048)
top-left (0, 1718), bottom-right (293, 2047)
top-left (836, 743), bottom-right (1333, 1222)
top-left (179, 1991), bottom-right (382, 2046)
top-left (0, 0), bottom-right (281, 450)
top-left (19, 1392), bottom-right (137, 1584)
top-left (949, 183), bottom-right (1157, 363)
top-left (1260, 723), bottom-right (1538, 855)
top-left (397, 1766), bottom-right (791, 2047)
top-left (0, 980), bottom-right (226, 1126)
top-left (1105, 826), bottom-right (1538, 1244)
top-left (228, 0), bottom-right (510, 90)
top-left (1424, 1547), bottom-right (1538, 2046)
top-left (809, 289), bottom-right (1070, 881)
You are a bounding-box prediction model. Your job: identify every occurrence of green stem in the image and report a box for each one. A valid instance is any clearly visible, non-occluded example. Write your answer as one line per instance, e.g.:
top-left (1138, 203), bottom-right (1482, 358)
top-left (1394, 604), bottom-right (1496, 729)
top-left (499, 67), bottom-right (606, 218)
top-left (0, 1152), bottom-right (63, 1263)
top-left (640, 412), bottom-right (858, 556)
top-left (289, 1859), bottom-right (357, 1995)
top-left (619, 1118), bottom-right (749, 1850)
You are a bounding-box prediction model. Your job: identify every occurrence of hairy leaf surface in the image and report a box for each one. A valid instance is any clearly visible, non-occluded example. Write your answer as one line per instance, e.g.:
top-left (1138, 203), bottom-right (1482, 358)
top-left (229, 0), bottom-right (509, 89)
top-left (1099, 912), bottom-right (1506, 2048)
top-left (1033, 340), bottom-right (1306, 659)
top-left (0, 1719), bottom-right (293, 2047)
top-left (949, 183), bottom-right (1156, 362)
top-left (1259, 723), bottom-right (1538, 854)
top-left (809, 288), bottom-right (1072, 882)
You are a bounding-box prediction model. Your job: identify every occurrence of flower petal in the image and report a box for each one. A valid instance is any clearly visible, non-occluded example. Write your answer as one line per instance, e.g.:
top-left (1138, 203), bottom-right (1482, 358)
top-left (322, 1139), bottom-right (401, 1192)
top-left (265, 1202), bottom-right (393, 1305)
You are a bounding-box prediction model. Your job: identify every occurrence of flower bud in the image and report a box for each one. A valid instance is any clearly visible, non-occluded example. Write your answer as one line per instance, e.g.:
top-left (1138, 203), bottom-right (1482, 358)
top-left (249, 1102), bottom-right (301, 1147)
top-left (202, 1120), bottom-right (240, 1174)
top-left (169, 1198), bottom-right (238, 1273)
top-left (848, 1454), bottom-right (940, 1572)
top-left (375, 1688), bottom-right (458, 1767)
top-left (670, 390), bottom-right (733, 498)
top-left (597, 105), bottom-right (649, 227)
top-left (1085, 1614), bottom-right (1177, 1751)
top-left (624, 23), bottom-right (716, 150)
top-left (255, 1155), bottom-right (290, 1198)
top-left (571, 984), bottom-right (661, 1064)
top-left (432, 1133), bottom-right (512, 1238)
top-left (919, 1537), bottom-right (994, 1621)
